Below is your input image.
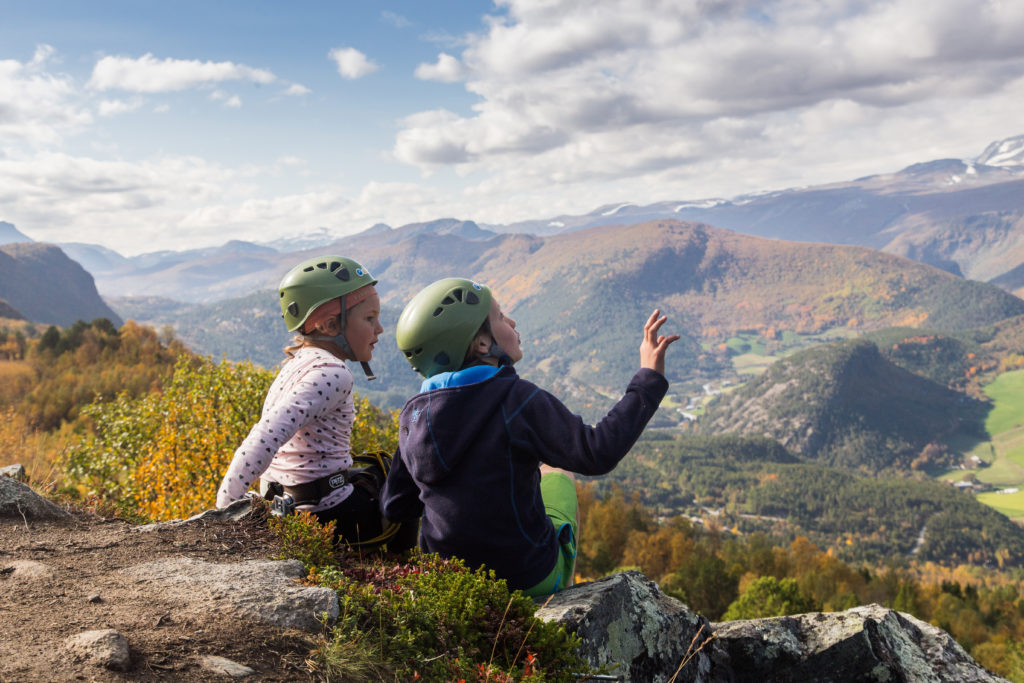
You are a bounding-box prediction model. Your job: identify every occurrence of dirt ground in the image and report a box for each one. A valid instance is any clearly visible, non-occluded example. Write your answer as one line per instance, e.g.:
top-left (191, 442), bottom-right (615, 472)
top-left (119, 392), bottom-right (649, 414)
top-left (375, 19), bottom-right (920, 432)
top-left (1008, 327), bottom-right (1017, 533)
top-left (0, 503), bottom-right (323, 682)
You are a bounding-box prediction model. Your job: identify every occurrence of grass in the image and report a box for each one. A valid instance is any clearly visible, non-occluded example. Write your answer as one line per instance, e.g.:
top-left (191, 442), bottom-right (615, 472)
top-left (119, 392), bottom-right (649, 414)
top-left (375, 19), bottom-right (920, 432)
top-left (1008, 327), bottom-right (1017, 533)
top-left (939, 370), bottom-right (1024, 520)
top-left (983, 370), bottom-right (1024, 435)
top-left (977, 490), bottom-right (1024, 518)
top-left (732, 353), bottom-right (776, 376)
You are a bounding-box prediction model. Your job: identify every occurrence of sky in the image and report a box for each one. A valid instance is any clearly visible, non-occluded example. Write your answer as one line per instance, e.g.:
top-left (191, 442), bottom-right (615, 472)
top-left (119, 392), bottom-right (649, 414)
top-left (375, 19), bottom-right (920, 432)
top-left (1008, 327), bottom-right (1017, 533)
top-left (2, 0), bottom-right (1023, 256)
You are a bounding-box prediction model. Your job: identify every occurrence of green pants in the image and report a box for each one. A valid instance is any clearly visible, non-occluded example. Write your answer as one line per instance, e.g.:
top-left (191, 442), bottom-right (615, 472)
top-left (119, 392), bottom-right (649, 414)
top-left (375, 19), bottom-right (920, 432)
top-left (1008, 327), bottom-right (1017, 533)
top-left (523, 472), bottom-right (579, 598)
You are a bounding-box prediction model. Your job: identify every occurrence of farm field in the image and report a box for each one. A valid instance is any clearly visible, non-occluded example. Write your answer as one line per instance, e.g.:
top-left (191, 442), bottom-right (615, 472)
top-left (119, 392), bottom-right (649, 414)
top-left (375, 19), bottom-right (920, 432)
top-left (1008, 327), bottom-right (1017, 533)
top-left (943, 369), bottom-right (1024, 521)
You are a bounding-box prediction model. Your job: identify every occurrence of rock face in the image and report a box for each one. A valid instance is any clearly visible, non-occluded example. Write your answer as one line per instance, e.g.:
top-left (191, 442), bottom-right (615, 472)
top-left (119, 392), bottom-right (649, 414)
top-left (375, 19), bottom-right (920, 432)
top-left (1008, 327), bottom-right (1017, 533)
top-left (538, 571), bottom-right (1006, 683)
top-left (0, 476), bottom-right (70, 520)
top-left (711, 604), bottom-right (1008, 683)
top-left (538, 571), bottom-right (715, 682)
top-left (0, 242), bottom-right (123, 327)
top-left (122, 557), bottom-right (339, 633)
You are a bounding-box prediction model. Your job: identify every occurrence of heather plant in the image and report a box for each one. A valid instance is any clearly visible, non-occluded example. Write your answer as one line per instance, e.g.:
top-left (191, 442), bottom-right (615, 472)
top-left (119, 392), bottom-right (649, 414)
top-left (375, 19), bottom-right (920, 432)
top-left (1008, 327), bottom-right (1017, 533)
top-left (270, 509), bottom-right (339, 568)
top-left (306, 553), bottom-right (587, 682)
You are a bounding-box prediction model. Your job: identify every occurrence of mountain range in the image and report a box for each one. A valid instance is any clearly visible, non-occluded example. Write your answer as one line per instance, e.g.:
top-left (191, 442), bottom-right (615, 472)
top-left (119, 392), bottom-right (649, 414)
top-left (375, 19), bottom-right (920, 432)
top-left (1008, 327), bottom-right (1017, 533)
top-left (1, 133), bottom-right (1018, 305)
top-left (86, 219), bottom-right (1024, 420)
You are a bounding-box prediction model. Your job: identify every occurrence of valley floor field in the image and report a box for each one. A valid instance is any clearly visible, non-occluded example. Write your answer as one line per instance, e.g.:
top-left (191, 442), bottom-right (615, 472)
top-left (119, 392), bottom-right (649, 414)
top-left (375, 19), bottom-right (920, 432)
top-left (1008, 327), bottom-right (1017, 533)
top-left (944, 369), bottom-right (1024, 521)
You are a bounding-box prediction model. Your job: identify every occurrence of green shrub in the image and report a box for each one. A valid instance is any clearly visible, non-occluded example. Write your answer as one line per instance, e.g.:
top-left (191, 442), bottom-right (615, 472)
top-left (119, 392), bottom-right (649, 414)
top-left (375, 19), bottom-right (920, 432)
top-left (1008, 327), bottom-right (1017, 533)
top-left (270, 509), bottom-right (339, 568)
top-left (306, 552), bottom-right (588, 681)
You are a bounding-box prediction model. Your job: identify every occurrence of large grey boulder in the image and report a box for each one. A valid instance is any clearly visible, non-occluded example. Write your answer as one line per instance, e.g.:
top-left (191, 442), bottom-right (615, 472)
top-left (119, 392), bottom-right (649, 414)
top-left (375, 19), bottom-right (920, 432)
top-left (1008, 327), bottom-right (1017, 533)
top-left (537, 570), bottom-right (714, 682)
top-left (710, 603), bottom-right (1008, 682)
top-left (122, 557), bottom-right (338, 633)
top-left (0, 476), bottom-right (69, 520)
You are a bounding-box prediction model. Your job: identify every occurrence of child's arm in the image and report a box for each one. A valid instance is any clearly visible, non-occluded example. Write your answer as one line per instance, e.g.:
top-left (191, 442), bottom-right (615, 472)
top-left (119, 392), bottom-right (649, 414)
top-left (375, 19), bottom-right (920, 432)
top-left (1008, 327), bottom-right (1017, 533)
top-left (516, 309), bottom-right (679, 475)
top-left (381, 446), bottom-right (424, 522)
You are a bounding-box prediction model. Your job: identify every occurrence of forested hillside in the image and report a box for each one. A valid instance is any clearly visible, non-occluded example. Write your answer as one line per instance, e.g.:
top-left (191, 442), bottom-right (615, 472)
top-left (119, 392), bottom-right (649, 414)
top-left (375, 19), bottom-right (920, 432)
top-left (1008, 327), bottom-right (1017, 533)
top-left (598, 433), bottom-right (1024, 568)
top-left (697, 339), bottom-right (987, 471)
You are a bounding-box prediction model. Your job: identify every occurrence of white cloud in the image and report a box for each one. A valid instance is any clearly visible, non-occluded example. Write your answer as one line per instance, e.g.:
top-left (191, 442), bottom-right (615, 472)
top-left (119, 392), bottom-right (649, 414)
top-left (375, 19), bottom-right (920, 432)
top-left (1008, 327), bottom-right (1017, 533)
top-left (328, 47), bottom-right (379, 79)
top-left (88, 53), bottom-right (276, 92)
top-left (0, 45), bottom-right (91, 144)
top-left (381, 11), bottom-right (411, 28)
top-left (98, 98), bottom-right (144, 116)
top-left (209, 90), bottom-right (242, 107)
top-left (415, 53), bottom-right (465, 83)
top-left (393, 0), bottom-right (1024, 201)
top-left (284, 83), bottom-right (311, 96)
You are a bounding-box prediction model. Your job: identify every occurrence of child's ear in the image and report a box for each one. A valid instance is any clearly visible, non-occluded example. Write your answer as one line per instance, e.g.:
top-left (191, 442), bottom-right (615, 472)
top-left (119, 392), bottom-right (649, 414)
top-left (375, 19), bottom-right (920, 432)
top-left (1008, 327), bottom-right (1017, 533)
top-left (314, 316), bottom-right (341, 336)
top-left (472, 331), bottom-right (491, 355)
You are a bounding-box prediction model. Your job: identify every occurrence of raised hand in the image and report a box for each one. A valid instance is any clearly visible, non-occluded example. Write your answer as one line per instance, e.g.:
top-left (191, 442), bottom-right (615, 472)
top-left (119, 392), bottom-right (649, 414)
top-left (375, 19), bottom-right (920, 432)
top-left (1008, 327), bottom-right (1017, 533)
top-left (640, 309), bottom-right (681, 376)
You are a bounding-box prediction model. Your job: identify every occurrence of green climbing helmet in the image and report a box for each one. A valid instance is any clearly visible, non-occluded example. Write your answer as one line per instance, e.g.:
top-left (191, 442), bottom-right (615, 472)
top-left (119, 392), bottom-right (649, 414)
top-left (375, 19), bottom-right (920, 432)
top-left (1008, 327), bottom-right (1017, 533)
top-left (396, 277), bottom-right (492, 377)
top-left (278, 256), bottom-right (377, 332)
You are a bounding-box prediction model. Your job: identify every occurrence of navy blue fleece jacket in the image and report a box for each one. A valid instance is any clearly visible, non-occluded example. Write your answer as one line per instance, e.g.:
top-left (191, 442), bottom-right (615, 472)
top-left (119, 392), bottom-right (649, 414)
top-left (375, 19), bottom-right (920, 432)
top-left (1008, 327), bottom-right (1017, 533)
top-left (380, 365), bottom-right (668, 590)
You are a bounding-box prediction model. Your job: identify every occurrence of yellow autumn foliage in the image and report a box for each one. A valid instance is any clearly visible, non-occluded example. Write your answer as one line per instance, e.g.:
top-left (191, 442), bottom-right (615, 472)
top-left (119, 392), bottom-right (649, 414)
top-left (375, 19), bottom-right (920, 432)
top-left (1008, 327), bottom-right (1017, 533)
top-left (66, 355), bottom-right (399, 521)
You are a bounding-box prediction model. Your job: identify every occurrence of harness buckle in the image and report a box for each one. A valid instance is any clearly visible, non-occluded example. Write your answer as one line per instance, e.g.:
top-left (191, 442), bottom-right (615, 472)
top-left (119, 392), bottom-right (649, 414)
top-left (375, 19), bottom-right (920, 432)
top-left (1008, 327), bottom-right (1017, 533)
top-left (270, 493), bottom-right (297, 517)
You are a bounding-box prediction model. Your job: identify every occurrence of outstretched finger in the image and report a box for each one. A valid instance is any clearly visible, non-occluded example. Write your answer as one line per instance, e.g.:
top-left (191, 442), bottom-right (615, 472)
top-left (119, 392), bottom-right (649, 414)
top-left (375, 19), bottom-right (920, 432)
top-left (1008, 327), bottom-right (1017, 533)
top-left (647, 314), bottom-right (669, 341)
top-left (657, 334), bottom-right (682, 350)
top-left (644, 309), bottom-right (661, 332)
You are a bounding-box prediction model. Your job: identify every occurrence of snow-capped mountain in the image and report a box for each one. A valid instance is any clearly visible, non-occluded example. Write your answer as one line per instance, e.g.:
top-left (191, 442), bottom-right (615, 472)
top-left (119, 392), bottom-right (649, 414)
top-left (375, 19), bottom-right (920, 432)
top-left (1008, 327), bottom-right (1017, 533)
top-left (976, 134), bottom-right (1024, 168)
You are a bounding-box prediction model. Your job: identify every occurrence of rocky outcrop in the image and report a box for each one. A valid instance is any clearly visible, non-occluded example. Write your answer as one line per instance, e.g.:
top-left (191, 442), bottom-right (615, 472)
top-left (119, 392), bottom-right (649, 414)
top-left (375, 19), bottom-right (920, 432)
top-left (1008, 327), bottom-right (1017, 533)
top-left (538, 571), bottom-right (1006, 683)
top-left (537, 571), bottom-right (714, 682)
top-left (711, 604), bottom-right (1007, 682)
top-left (0, 475), bottom-right (70, 520)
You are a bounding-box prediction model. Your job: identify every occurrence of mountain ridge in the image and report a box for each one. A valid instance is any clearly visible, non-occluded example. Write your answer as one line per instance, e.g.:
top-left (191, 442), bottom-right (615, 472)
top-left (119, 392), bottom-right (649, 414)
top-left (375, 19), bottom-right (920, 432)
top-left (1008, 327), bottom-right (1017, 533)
top-left (0, 243), bottom-right (122, 328)
top-left (8, 133), bottom-right (1024, 303)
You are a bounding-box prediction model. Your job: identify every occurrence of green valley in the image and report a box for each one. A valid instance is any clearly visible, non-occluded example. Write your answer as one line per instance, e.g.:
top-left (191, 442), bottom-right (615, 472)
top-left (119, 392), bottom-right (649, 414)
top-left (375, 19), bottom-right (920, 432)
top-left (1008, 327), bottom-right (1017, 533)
top-left (944, 369), bottom-right (1024, 521)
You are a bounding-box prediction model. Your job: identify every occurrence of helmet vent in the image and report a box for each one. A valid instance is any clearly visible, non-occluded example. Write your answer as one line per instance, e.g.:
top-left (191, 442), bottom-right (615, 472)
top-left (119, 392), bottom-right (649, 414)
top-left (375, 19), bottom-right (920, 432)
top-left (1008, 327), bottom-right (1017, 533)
top-left (336, 268), bottom-right (351, 281)
top-left (466, 291), bottom-right (479, 305)
top-left (303, 266), bottom-right (314, 272)
top-left (432, 307), bottom-right (443, 317)
top-left (330, 261), bottom-right (341, 272)
top-left (316, 262), bottom-right (328, 269)
top-left (452, 288), bottom-right (463, 302)
top-left (441, 296), bottom-right (455, 305)
top-left (404, 350), bottom-right (413, 358)
top-left (287, 302), bottom-right (299, 316)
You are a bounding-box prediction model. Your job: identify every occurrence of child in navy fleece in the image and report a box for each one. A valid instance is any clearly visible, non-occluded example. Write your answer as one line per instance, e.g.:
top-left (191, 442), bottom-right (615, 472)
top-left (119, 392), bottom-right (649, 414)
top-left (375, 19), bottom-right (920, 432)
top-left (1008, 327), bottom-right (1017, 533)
top-left (382, 281), bottom-right (678, 596)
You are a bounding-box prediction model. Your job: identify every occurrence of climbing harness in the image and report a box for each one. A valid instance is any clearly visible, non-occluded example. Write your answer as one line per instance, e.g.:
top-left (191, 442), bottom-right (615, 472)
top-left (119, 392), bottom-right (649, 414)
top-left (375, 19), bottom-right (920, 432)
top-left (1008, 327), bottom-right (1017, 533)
top-left (268, 451), bottom-right (402, 548)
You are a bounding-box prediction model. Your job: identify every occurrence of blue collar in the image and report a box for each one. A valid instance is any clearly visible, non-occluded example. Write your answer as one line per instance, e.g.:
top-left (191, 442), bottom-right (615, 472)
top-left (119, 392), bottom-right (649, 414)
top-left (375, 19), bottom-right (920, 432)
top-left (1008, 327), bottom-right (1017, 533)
top-left (420, 364), bottom-right (501, 393)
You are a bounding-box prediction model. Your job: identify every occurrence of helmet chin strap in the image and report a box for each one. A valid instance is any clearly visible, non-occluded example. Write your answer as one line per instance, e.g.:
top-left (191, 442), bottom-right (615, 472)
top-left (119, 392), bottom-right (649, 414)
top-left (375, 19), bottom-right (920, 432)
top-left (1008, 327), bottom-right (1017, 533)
top-left (485, 339), bottom-right (513, 367)
top-left (306, 295), bottom-right (376, 380)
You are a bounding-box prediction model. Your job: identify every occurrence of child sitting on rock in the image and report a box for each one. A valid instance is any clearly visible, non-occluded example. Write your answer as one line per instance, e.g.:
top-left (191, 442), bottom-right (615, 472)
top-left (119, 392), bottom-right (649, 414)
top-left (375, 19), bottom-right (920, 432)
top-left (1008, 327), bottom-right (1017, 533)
top-left (381, 277), bottom-right (678, 596)
top-left (217, 255), bottom-right (394, 547)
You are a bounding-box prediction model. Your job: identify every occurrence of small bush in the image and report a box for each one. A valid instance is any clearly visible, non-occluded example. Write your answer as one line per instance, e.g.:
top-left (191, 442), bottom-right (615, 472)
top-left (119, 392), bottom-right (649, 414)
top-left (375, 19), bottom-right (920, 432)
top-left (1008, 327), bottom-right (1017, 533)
top-left (305, 552), bottom-right (587, 682)
top-left (270, 509), bottom-right (339, 568)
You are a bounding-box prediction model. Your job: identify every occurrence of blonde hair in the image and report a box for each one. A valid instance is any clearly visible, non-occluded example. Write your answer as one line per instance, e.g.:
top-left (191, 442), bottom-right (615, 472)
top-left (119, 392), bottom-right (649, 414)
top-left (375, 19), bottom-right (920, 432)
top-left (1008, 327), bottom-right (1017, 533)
top-left (282, 334), bottom-right (307, 361)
